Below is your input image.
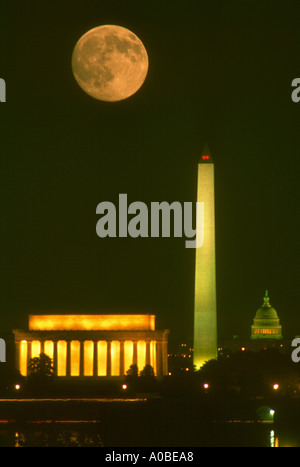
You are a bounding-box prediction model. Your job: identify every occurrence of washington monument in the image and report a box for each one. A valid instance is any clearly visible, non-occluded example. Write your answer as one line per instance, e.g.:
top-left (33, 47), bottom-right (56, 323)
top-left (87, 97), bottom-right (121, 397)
top-left (193, 145), bottom-right (218, 369)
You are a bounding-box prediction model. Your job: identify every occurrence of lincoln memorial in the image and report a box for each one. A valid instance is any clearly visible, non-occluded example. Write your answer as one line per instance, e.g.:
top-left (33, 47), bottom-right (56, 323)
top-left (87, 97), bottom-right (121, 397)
top-left (13, 314), bottom-right (169, 379)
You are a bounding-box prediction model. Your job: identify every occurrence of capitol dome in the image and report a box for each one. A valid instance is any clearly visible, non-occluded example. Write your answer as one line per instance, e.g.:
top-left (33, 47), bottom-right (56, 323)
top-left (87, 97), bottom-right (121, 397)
top-left (250, 290), bottom-right (282, 340)
top-left (254, 292), bottom-right (280, 320)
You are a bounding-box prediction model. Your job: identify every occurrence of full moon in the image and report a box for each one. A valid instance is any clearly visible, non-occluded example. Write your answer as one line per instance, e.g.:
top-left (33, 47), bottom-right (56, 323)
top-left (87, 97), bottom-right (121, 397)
top-left (71, 25), bottom-right (149, 102)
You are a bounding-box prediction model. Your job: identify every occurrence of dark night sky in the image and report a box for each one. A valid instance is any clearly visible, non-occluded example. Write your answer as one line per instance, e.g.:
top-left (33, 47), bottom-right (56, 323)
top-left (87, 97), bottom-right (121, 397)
top-left (0, 0), bottom-right (299, 342)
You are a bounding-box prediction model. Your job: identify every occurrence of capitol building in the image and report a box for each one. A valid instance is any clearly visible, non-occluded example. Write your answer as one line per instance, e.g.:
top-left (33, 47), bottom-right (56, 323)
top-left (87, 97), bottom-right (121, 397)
top-left (219, 290), bottom-right (285, 355)
top-left (250, 290), bottom-right (282, 340)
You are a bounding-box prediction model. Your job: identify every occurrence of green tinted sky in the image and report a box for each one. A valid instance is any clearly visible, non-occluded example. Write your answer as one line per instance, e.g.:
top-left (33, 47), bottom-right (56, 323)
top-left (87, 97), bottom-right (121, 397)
top-left (0, 0), bottom-right (299, 340)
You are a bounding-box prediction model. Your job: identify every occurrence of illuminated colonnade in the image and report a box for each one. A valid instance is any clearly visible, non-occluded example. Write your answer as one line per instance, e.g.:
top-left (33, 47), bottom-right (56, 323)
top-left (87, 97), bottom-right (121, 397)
top-left (16, 338), bottom-right (159, 377)
top-left (14, 315), bottom-right (168, 379)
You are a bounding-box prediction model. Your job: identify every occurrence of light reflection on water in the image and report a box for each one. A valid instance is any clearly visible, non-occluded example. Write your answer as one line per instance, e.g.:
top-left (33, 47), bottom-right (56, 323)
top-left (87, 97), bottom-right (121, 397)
top-left (12, 421), bottom-right (104, 447)
top-left (1, 398), bottom-right (300, 447)
top-left (0, 421), bottom-right (288, 447)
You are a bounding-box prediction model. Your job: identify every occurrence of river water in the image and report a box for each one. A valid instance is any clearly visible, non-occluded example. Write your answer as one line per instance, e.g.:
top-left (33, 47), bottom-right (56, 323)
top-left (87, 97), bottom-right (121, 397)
top-left (0, 397), bottom-right (299, 447)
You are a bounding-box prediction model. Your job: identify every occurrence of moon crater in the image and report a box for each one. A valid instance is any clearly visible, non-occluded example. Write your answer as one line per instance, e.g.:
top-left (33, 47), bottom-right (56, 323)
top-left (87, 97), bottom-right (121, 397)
top-left (72, 25), bottom-right (149, 102)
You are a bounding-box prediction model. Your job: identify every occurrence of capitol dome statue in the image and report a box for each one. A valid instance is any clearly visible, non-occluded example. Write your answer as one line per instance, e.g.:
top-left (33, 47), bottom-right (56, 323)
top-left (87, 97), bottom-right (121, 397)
top-left (250, 290), bottom-right (282, 340)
